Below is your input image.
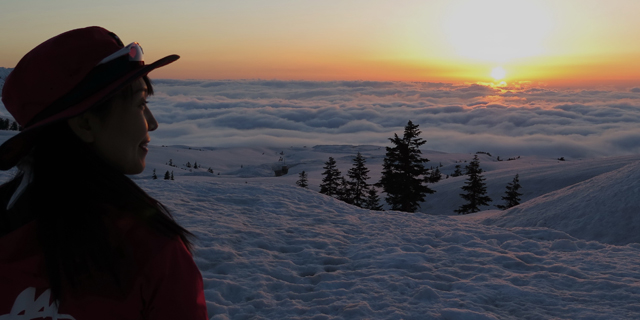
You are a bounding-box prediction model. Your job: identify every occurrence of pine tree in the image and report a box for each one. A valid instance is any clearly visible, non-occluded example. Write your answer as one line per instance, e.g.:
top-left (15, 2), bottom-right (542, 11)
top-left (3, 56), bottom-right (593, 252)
top-left (164, 171), bottom-right (170, 180)
top-left (171, 171), bottom-right (174, 180)
top-left (496, 174), bottom-right (522, 210)
top-left (168, 159), bottom-right (173, 166)
top-left (376, 120), bottom-right (435, 212)
top-left (208, 167), bottom-right (213, 173)
top-left (152, 169), bottom-right (157, 180)
top-left (346, 152), bottom-right (371, 207)
top-left (186, 162), bottom-right (191, 168)
top-left (451, 165), bottom-right (463, 177)
top-left (194, 162), bottom-right (199, 169)
top-left (319, 157), bottom-right (342, 197)
top-left (336, 177), bottom-right (353, 204)
top-left (455, 155), bottom-right (492, 214)
top-left (9, 121), bottom-right (18, 131)
top-left (296, 171), bottom-right (309, 188)
top-left (364, 188), bottom-right (384, 211)
top-left (428, 167), bottom-right (442, 183)
top-left (0, 118), bottom-right (7, 130)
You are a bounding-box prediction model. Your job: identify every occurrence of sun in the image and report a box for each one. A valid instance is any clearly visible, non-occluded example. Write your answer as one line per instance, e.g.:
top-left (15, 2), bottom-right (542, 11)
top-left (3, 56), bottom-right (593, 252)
top-left (491, 67), bottom-right (506, 81)
top-left (441, 0), bottom-right (553, 63)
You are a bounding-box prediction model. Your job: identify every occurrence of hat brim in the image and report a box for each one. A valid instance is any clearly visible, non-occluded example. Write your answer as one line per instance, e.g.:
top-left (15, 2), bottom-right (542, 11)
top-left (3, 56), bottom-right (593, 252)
top-left (0, 54), bottom-right (179, 170)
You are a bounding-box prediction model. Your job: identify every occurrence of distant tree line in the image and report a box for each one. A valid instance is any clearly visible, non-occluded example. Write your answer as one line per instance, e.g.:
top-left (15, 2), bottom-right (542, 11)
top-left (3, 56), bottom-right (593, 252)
top-left (0, 118), bottom-right (20, 131)
top-left (152, 158), bottom-right (218, 181)
top-left (313, 152), bottom-right (383, 211)
top-left (152, 169), bottom-right (174, 180)
top-left (298, 120), bottom-right (524, 214)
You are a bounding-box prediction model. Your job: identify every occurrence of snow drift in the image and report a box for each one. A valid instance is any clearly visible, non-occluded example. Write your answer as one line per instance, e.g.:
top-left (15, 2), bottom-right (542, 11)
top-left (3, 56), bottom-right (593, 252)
top-left (482, 161), bottom-right (640, 246)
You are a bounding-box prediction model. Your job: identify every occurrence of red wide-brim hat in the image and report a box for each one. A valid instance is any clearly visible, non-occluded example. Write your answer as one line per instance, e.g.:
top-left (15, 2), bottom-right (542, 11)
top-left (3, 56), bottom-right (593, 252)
top-left (0, 26), bottom-right (179, 170)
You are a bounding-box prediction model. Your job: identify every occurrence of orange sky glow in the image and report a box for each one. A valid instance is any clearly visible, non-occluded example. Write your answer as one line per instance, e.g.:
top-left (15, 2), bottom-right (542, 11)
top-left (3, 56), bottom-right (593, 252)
top-left (2, 0), bottom-right (640, 88)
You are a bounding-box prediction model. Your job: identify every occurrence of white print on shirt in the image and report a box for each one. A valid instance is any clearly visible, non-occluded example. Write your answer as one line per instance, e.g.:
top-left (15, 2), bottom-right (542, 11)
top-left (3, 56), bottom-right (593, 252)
top-left (0, 287), bottom-right (75, 320)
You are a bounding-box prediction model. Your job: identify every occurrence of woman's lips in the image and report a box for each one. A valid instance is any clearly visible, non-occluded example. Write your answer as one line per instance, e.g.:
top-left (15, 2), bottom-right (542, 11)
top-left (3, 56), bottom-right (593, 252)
top-left (140, 140), bottom-right (149, 151)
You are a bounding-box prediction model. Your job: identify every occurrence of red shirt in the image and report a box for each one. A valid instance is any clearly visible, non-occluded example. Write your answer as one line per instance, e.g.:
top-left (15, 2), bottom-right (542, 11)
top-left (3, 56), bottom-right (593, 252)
top-left (0, 213), bottom-right (209, 319)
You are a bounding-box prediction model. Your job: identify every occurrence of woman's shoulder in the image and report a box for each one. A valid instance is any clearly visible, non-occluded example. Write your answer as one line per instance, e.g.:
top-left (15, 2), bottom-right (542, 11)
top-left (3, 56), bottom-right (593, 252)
top-left (106, 206), bottom-right (190, 266)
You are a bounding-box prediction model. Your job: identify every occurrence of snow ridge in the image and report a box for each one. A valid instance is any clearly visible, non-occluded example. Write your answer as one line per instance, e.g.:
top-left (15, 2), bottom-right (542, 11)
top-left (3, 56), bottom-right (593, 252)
top-left (483, 161), bottom-right (640, 245)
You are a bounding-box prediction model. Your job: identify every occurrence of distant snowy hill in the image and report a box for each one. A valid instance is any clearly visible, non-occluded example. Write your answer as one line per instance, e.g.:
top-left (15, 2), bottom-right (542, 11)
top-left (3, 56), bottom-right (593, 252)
top-left (482, 161), bottom-right (640, 245)
top-left (1, 133), bottom-right (639, 319)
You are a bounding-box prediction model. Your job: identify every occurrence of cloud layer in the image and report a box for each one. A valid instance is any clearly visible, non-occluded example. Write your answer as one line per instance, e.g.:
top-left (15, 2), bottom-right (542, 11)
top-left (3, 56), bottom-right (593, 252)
top-left (2, 79), bottom-right (640, 158)
top-left (144, 80), bottom-right (640, 158)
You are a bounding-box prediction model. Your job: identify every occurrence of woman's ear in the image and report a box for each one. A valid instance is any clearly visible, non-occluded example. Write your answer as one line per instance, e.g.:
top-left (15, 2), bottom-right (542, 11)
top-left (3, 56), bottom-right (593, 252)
top-left (67, 113), bottom-right (100, 143)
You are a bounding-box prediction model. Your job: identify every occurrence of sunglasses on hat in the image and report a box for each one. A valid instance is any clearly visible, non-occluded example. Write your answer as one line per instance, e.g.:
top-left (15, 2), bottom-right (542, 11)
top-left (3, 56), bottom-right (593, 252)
top-left (99, 42), bottom-right (144, 65)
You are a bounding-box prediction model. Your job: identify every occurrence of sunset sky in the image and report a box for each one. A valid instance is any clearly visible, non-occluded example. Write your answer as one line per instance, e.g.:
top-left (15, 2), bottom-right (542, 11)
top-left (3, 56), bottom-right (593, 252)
top-left (2, 0), bottom-right (640, 87)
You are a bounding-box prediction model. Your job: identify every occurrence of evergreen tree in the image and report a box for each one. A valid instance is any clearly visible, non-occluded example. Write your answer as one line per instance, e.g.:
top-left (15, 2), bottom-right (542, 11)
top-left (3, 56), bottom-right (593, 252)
top-left (376, 120), bottom-right (435, 212)
top-left (296, 171), bottom-right (309, 188)
top-left (186, 161), bottom-right (191, 168)
top-left (364, 188), bottom-right (384, 211)
top-left (346, 152), bottom-right (371, 207)
top-left (319, 157), bottom-right (342, 197)
top-left (428, 167), bottom-right (442, 183)
top-left (451, 165), bottom-right (463, 177)
top-left (171, 171), bottom-right (174, 180)
top-left (168, 159), bottom-right (173, 166)
top-left (0, 118), bottom-right (7, 130)
top-left (455, 155), bottom-right (492, 214)
top-left (496, 174), bottom-right (522, 210)
top-left (152, 169), bottom-right (157, 180)
top-left (208, 167), bottom-right (213, 173)
top-left (164, 171), bottom-right (170, 180)
top-left (9, 121), bottom-right (18, 131)
top-left (336, 177), bottom-right (353, 204)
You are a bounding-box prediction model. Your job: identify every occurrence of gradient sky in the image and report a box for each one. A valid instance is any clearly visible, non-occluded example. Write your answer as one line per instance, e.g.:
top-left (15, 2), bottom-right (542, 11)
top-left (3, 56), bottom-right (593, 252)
top-left (2, 0), bottom-right (640, 87)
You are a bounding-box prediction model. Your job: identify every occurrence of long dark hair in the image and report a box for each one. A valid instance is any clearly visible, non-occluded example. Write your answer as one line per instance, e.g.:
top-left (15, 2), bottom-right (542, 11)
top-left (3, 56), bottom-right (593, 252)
top-left (3, 77), bottom-right (194, 302)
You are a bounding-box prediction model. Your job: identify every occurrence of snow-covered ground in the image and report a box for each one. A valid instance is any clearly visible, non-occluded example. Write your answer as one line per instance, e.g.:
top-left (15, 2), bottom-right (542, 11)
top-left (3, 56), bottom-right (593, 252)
top-left (1, 131), bottom-right (640, 319)
top-left (481, 160), bottom-right (640, 246)
top-left (0, 68), bottom-right (11, 97)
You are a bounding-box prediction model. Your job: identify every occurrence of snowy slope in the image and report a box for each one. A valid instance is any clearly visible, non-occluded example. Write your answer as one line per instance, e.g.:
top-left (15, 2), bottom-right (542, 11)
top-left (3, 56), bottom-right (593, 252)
top-left (425, 154), bottom-right (640, 215)
top-left (135, 144), bottom-right (640, 319)
top-left (139, 143), bottom-right (640, 217)
top-left (138, 178), bottom-right (640, 319)
top-left (1, 131), bottom-right (640, 319)
top-left (0, 68), bottom-right (11, 97)
top-left (482, 161), bottom-right (640, 245)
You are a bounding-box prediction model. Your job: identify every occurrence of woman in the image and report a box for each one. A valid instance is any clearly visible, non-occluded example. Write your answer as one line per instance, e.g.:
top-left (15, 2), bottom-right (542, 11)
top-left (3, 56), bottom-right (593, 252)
top-left (0, 27), bottom-right (208, 319)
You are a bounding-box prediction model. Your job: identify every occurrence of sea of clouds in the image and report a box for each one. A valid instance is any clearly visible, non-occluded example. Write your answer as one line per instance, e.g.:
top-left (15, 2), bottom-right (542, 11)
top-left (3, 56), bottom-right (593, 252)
top-left (3, 76), bottom-right (640, 159)
top-left (145, 79), bottom-right (640, 159)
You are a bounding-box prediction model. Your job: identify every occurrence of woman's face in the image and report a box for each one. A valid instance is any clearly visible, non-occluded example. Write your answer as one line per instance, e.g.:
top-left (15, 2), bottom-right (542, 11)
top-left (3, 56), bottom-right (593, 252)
top-left (90, 78), bottom-right (158, 174)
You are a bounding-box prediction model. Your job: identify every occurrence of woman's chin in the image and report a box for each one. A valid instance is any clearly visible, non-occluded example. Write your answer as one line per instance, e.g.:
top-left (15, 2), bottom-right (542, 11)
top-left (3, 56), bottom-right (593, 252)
top-left (121, 161), bottom-right (145, 175)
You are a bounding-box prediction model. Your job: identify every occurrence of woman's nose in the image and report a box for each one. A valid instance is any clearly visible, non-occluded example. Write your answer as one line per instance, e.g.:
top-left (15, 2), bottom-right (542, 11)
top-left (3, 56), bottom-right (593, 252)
top-left (145, 107), bottom-right (159, 131)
